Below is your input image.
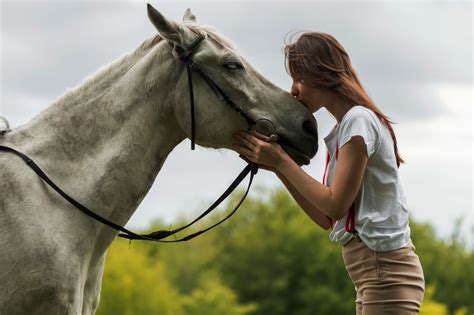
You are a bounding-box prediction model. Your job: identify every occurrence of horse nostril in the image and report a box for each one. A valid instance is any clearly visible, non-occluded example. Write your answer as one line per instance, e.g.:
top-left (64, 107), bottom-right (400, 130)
top-left (303, 120), bottom-right (318, 138)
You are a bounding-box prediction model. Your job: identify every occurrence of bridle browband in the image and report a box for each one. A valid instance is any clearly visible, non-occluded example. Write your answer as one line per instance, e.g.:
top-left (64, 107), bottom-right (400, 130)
top-left (0, 33), bottom-right (279, 243)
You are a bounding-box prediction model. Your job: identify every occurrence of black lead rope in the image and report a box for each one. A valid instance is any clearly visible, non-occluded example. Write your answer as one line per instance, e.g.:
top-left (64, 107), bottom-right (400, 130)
top-left (120, 163), bottom-right (258, 242)
top-left (0, 145), bottom-right (147, 240)
top-left (0, 145), bottom-right (258, 242)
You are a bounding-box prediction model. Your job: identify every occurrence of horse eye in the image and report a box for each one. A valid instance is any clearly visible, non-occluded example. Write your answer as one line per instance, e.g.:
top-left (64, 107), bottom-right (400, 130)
top-left (224, 62), bottom-right (244, 70)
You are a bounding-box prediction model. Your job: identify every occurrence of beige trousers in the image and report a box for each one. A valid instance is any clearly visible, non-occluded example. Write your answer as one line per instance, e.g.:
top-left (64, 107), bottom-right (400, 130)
top-left (342, 236), bottom-right (425, 314)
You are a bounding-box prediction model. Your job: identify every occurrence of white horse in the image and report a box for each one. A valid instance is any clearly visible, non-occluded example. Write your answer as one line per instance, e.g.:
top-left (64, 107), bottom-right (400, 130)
top-left (0, 4), bottom-right (318, 314)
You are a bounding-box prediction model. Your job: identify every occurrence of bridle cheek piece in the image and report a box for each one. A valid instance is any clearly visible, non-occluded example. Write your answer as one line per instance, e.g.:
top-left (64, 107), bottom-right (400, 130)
top-left (176, 34), bottom-right (262, 150)
top-left (0, 34), bottom-right (280, 243)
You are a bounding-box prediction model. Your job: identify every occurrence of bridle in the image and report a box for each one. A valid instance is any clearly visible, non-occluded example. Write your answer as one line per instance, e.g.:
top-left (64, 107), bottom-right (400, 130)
top-left (178, 34), bottom-right (253, 149)
top-left (176, 33), bottom-right (279, 149)
top-left (0, 33), bottom-right (281, 243)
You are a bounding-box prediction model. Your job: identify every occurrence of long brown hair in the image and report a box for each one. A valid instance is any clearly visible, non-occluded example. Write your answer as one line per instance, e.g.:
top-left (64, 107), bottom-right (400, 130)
top-left (284, 32), bottom-right (404, 167)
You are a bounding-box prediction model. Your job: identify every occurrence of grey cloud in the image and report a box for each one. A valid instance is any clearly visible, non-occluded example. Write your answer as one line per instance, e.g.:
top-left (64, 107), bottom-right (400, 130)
top-left (363, 79), bottom-right (447, 121)
top-left (1, 2), bottom-right (151, 99)
top-left (191, 2), bottom-right (473, 84)
top-left (1, 0), bottom-right (470, 134)
top-left (2, 2), bottom-right (471, 101)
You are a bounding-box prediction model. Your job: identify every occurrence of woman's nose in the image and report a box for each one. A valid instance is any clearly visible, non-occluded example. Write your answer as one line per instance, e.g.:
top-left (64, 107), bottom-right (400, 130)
top-left (290, 81), bottom-right (299, 97)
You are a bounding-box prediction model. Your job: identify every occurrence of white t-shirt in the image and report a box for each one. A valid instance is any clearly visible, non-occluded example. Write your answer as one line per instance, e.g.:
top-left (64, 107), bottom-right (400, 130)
top-left (325, 106), bottom-right (411, 252)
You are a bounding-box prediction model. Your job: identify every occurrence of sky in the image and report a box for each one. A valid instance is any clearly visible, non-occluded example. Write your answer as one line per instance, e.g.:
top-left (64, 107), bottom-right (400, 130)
top-left (1, 1), bottom-right (472, 246)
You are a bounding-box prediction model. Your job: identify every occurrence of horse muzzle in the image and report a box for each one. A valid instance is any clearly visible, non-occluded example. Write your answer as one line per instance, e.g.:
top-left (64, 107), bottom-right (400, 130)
top-left (251, 118), bottom-right (317, 166)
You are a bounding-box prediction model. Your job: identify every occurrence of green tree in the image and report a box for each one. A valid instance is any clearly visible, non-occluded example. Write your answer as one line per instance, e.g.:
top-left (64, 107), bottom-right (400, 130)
top-left (96, 240), bottom-right (184, 315)
top-left (211, 188), bottom-right (355, 315)
top-left (420, 285), bottom-right (449, 315)
top-left (96, 187), bottom-right (472, 315)
top-left (97, 220), bottom-right (255, 315)
top-left (182, 278), bottom-right (256, 315)
top-left (411, 220), bottom-right (474, 314)
top-left (210, 188), bottom-right (473, 315)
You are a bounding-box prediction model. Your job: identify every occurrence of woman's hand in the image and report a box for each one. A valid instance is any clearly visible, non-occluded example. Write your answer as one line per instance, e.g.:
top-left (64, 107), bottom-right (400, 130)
top-left (233, 130), bottom-right (290, 171)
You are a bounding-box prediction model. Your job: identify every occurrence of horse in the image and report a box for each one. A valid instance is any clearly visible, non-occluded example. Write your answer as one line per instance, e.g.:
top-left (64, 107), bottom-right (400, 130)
top-left (0, 4), bottom-right (318, 314)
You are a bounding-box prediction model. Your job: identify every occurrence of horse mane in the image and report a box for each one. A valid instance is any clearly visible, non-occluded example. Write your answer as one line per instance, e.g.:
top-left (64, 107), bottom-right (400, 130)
top-left (62, 36), bottom-right (164, 104)
top-left (200, 26), bottom-right (237, 50)
top-left (24, 35), bottom-right (165, 127)
top-left (49, 22), bottom-right (238, 107)
top-left (25, 22), bottom-right (240, 129)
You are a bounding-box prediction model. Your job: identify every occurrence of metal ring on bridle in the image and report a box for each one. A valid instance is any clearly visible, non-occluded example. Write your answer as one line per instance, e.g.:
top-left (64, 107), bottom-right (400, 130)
top-left (269, 134), bottom-right (279, 142)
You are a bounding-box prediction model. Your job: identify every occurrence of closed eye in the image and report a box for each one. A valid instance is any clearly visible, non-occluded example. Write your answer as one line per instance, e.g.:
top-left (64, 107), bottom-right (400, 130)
top-left (223, 62), bottom-right (244, 70)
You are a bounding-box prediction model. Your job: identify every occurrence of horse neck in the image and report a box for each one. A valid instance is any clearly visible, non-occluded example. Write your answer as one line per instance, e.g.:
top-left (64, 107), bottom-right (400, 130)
top-left (10, 36), bottom-right (186, 243)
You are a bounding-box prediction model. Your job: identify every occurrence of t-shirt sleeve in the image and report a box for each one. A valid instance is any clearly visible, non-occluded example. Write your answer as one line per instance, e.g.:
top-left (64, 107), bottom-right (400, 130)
top-left (338, 109), bottom-right (379, 158)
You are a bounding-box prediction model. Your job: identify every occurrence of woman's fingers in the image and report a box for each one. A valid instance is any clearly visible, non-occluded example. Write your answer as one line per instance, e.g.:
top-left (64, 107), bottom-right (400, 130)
top-left (233, 144), bottom-right (256, 162)
top-left (234, 131), bottom-right (258, 149)
top-left (251, 130), bottom-right (271, 142)
top-left (235, 130), bottom-right (271, 147)
top-left (233, 131), bottom-right (259, 162)
top-left (233, 131), bottom-right (283, 170)
top-left (234, 131), bottom-right (278, 164)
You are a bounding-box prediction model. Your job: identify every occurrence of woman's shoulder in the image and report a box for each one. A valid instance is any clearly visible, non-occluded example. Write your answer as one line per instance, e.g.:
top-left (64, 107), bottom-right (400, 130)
top-left (339, 106), bottom-right (382, 134)
top-left (336, 105), bottom-right (383, 155)
top-left (342, 105), bottom-right (378, 124)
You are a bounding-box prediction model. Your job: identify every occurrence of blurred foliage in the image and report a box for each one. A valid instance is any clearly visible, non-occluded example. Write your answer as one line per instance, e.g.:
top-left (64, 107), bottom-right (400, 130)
top-left (420, 285), bottom-right (449, 315)
top-left (181, 279), bottom-right (257, 315)
top-left (97, 240), bottom-right (183, 315)
top-left (97, 188), bottom-right (473, 315)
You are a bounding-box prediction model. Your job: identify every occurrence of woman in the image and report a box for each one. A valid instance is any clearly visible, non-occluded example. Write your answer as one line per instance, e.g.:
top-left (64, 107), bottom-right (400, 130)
top-left (233, 32), bottom-right (425, 314)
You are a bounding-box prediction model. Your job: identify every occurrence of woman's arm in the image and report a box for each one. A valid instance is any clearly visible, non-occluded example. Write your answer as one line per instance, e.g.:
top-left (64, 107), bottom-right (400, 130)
top-left (276, 170), bottom-right (332, 230)
top-left (233, 131), bottom-right (368, 221)
top-left (276, 136), bottom-right (368, 220)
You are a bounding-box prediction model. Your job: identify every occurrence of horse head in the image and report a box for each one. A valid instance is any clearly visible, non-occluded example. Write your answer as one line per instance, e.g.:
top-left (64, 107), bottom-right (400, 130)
top-left (147, 4), bottom-right (318, 165)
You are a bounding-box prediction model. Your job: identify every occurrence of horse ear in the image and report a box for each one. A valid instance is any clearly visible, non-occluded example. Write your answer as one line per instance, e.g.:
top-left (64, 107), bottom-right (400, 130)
top-left (147, 3), bottom-right (185, 45)
top-left (183, 8), bottom-right (197, 23)
top-left (0, 116), bottom-right (11, 135)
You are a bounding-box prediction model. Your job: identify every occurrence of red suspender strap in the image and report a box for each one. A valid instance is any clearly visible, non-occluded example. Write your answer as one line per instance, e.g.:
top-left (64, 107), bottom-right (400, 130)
top-left (345, 204), bottom-right (356, 233)
top-left (323, 145), bottom-right (356, 233)
top-left (322, 150), bottom-right (330, 186)
top-left (322, 150), bottom-right (333, 227)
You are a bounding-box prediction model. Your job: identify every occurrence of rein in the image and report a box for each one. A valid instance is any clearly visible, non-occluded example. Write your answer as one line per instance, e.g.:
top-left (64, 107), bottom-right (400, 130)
top-left (0, 145), bottom-right (257, 243)
top-left (0, 33), bottom-right (275, 243)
